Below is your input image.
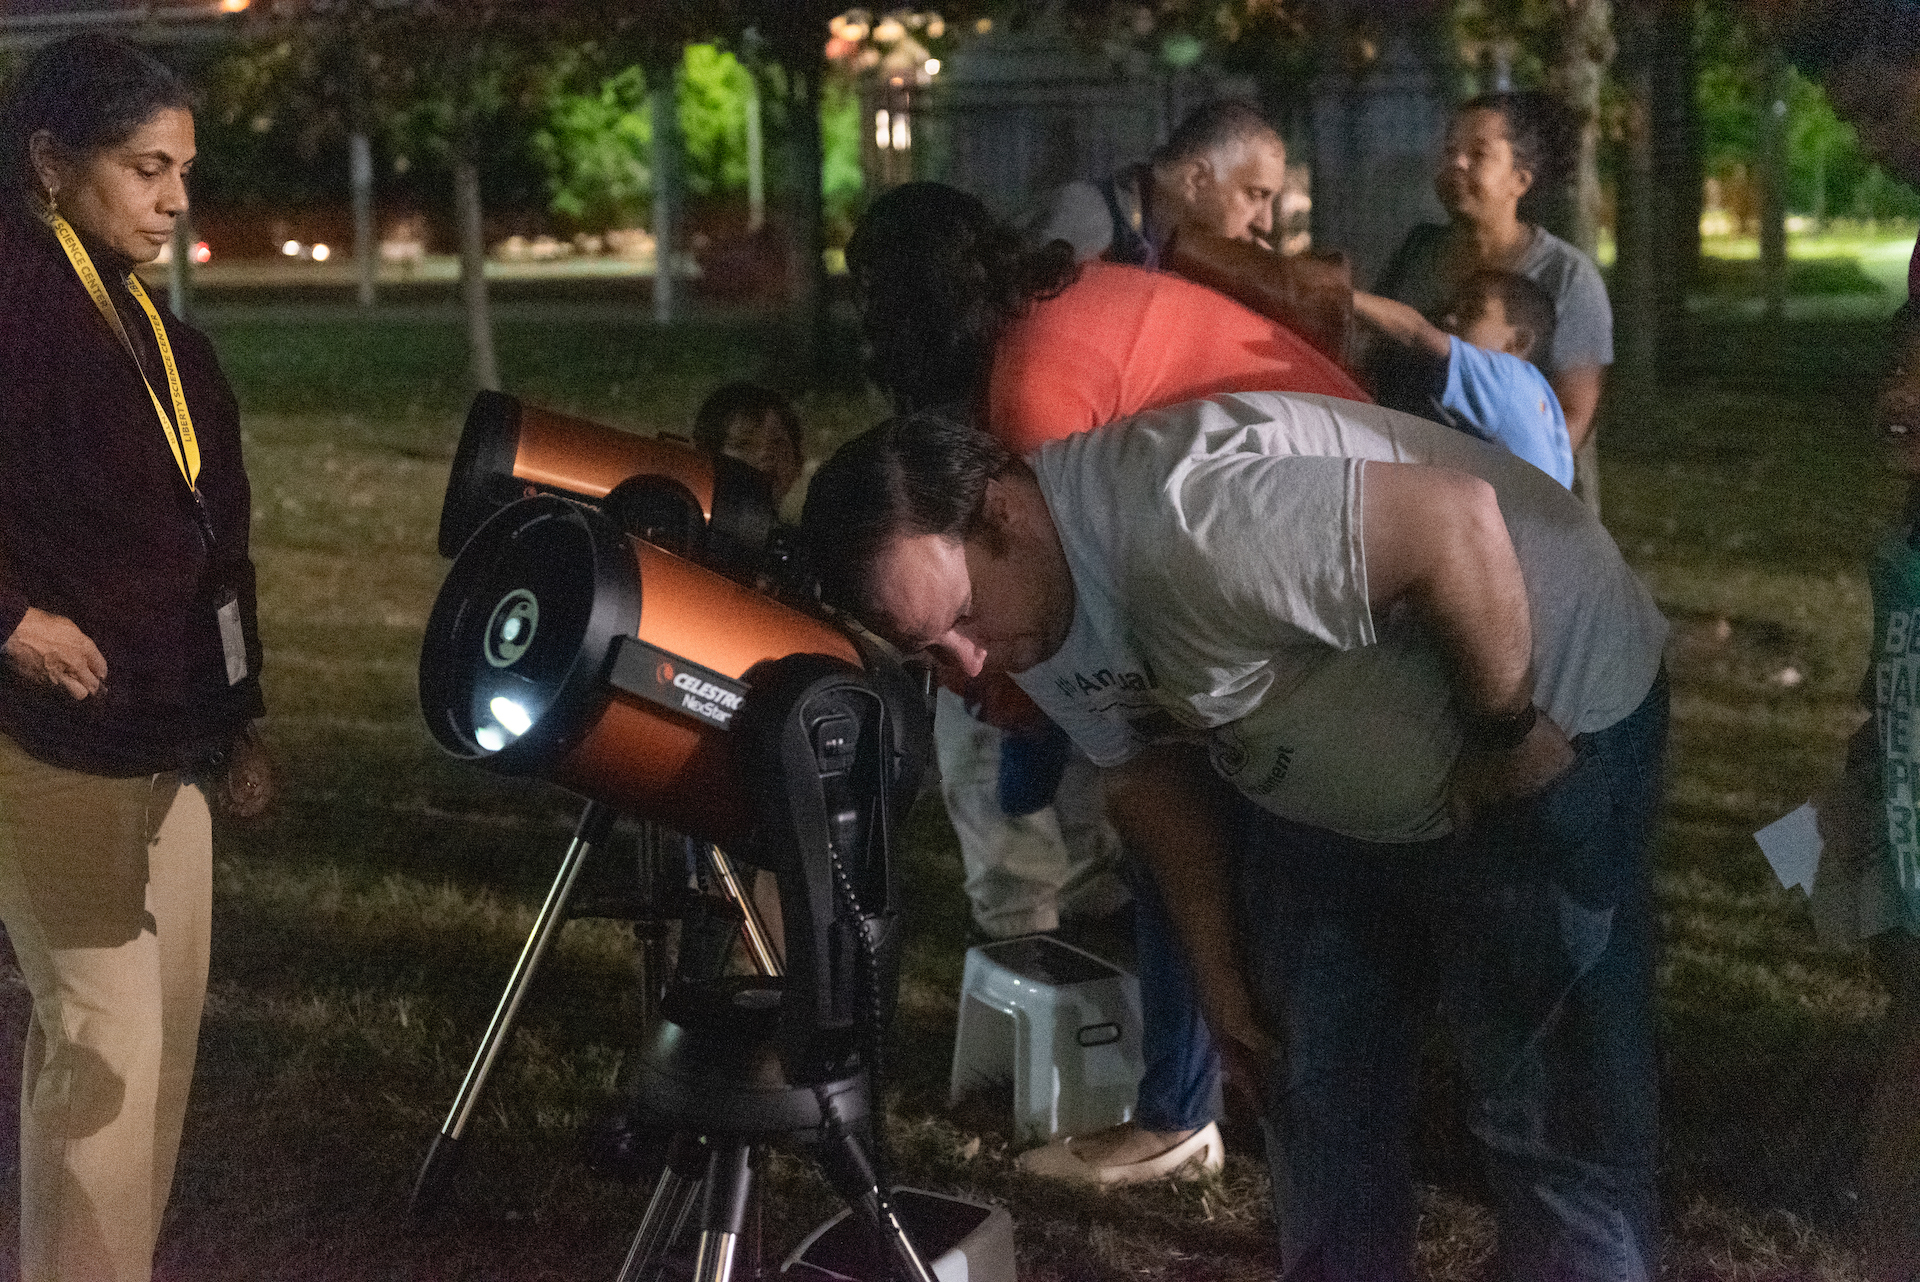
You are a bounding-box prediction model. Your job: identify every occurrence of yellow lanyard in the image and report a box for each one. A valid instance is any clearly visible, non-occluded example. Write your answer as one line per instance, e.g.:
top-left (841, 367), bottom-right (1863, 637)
top-left (45, 212), bottom-right (200, 493)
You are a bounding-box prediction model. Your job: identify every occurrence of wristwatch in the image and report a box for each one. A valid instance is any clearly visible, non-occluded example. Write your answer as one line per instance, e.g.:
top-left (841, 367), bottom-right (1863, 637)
top-left (1469, 701), bottom-right (1538, 752)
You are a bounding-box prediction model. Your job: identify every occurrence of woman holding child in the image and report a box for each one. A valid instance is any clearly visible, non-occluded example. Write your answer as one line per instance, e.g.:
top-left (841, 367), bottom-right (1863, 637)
top-left (1376, 90), bottom-right (1613, 506)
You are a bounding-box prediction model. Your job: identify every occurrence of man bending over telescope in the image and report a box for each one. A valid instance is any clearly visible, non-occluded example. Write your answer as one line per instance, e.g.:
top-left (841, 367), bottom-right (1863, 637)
top-left (801, 391), bottom-right (1669, 1281)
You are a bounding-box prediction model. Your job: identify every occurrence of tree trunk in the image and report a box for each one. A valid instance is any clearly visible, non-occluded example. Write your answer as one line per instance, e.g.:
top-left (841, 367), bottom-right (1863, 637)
top-left (1548, 0), bottom-right (1614, 515)
top-left (1759, 45), bottom-right (1790, 322)
top-left (167, 212), bottom-right (192, 322)
top-left (1546, 0), bottom-right (1614, 258)
top-left (455, 149), bottom-right (499, 392)
top-left (778, 49), bottom-right (827, 379)
top-left (1613, 3), bottom-right (1656, 395)
top-left (1649, 0), bottom-right (1699, 347)
top-left (648, 60), bottom-right (682, 326)
top-left (351, 130), bottom-right (376, 308)
top-left (745, 62), bottom-right (765, 234)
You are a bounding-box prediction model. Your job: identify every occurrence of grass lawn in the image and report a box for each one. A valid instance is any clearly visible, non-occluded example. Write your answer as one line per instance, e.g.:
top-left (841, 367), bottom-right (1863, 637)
top-left (0, 276), bottom-right (1910, 1279)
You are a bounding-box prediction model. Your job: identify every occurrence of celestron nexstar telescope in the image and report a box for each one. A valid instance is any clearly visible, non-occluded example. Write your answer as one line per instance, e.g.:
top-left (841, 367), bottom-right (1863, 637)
top-left (420, 495), bottom-right (873, 844)
top-left (410, 397), bottom-right (1011, 1281)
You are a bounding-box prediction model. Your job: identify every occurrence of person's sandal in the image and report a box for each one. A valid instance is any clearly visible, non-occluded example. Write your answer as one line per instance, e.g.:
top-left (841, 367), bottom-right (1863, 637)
top-left (1015, 1121), bottom-right (1224, 1187)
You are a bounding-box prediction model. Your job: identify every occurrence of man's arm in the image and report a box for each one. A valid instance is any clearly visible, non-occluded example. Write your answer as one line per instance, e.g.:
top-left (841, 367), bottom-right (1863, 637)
top-left (1102, 746), bottom-right (1276, 1096)
top-left (1360, 461), bottom-right (1530, 715)
top-left (1360, 460), bottom-right (1573, 805)
top-left (1551, 363), bottom-right (1605, 452)
top-left (1352, 290), bottom-right (1451, 359)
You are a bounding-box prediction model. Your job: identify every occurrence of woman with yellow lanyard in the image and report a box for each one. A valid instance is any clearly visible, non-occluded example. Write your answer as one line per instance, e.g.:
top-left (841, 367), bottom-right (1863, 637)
top-left (0, 33), bottom-right (270, 1280)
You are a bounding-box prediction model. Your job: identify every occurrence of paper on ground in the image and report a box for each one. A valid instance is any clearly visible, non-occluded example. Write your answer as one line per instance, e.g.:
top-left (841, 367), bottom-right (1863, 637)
top-left (1755, 801), bottom-right (1821, 894)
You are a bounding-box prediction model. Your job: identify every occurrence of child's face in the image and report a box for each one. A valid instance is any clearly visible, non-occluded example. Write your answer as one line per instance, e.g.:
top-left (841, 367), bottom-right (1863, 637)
top-left (1446, 292), bottom-right (1528, 360)
top-left (723, 410), bottom-right (802, 502)
top-left (1879, 321), bottom-right (1920, 477)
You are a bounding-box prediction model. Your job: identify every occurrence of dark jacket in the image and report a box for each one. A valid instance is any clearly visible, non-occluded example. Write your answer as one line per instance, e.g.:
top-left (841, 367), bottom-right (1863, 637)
top-left (0, 211), bottom-right (263, 776)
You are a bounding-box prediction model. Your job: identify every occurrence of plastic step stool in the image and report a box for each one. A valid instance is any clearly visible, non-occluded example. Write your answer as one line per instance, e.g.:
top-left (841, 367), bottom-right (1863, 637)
top-left (948, 934), bottom-right (1143, 1142)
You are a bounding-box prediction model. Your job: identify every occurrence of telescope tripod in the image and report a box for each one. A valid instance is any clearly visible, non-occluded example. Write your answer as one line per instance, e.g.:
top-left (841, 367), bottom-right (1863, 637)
top-left (411, 643), bottom-right (939, 1280)
top-left (604, 655), bottom-right (939, 1281)
top-left (610, 991), bottom-right (934, 1282)
top-left (409, 799), bottom-right (781, 1215)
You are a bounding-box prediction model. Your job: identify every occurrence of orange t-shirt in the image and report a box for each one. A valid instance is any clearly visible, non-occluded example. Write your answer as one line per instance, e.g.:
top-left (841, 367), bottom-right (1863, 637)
top-left (987, 260), bottom-right (1369, 456)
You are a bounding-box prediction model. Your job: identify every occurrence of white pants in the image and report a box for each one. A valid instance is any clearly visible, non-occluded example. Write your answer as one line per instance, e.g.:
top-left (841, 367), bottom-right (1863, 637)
top-left (933, 689), bottom-right (1128, 937)
top-left (0, 733), bottom-right (211, 1282)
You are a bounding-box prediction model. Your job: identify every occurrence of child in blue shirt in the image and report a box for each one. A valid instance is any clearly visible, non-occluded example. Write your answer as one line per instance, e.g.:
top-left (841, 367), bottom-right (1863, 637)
top-left (1355, 269), bottom-right (1574, 488)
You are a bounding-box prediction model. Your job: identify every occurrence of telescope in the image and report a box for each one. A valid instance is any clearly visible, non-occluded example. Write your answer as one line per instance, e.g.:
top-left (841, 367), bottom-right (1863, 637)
top-left (411, 394), bottom-right (1003, 1280)
top-left (420, 495), bottom-right (877, 846)
top-left (436, 390), bottom-right (781, 584)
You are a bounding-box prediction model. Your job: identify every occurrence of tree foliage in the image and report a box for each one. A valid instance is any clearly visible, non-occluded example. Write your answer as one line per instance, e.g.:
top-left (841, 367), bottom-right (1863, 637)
top-left (525, 41), bottom-right (866, 236)
top-left (1696, 0), bottom-right (1919, 221)
top-left (680, 43), bottom-right (754, 197)
top-left (531, 52), bottom-right (651, 227)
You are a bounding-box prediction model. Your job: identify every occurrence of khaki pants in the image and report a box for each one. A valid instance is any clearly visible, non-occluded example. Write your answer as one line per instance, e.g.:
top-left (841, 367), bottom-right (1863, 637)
top-left (0, 733), bottom-right (211, 1282)
top-left (933, 688), bottom-right (1129, 938)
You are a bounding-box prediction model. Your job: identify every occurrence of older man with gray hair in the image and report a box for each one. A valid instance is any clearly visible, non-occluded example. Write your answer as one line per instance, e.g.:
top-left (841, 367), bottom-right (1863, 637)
top-left (1022, 98), bottom-right (1289, 266)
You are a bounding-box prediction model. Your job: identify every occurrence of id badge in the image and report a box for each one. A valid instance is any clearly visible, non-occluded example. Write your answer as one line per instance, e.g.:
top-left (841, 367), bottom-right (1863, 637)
top-left (215, 588), bottom-right (248, 685)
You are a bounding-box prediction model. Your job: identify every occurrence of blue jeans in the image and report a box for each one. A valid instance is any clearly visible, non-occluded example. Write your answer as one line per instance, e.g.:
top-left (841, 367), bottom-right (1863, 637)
top-left (1126, 856), bottom-right (1221, 1133)
top-left (1230, 676), bottom-right (1667, 1282)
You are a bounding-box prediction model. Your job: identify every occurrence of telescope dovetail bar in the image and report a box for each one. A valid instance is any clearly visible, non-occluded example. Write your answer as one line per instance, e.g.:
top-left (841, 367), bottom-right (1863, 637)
top-left (609, 638), bottom-right (749, 733)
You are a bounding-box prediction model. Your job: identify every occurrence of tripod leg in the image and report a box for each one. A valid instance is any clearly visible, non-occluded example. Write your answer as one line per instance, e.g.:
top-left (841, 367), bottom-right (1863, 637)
top-left (411, 801), bottom-right (618, 1215)
top-left (815, 1117), bottom-right (937, 1282)
top-left (691, 1139), bottom-right (755, 1282)
top-left (614, 1132), bottom-right (706, 1282)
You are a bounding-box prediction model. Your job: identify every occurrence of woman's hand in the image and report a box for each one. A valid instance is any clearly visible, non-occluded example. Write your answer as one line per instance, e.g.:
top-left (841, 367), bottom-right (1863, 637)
top-left (218, 722), bottom-right (275, 820)
top-left (3, 606), bottom-right (107, 699)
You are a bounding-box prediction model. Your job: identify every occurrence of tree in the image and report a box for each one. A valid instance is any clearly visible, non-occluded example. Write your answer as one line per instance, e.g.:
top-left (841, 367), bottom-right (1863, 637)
top-left (737, 1), bottom-right (837, 380)
top-left (1612, 0), bottom-right (1698, 387)
top-left (532, 54), bottom-right (652, 230)
top-left (201, 0), bottom-right (398, 304)
top-left (376, 3), bottom-right (543, 391)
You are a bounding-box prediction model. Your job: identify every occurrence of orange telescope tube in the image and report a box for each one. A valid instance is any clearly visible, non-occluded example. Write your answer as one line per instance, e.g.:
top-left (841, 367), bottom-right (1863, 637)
top-left (419, 496), bottom-right (857, 845)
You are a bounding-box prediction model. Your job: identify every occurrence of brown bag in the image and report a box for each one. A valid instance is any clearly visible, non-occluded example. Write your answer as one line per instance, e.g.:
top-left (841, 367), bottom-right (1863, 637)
top-left (1164, 228), bottom-right (1357, 371)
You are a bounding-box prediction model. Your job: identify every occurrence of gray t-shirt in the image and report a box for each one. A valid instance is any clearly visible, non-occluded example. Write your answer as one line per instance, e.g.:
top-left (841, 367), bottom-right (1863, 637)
top-left (1017, 166), bottom-right (1162, 267)
top-left (1010, 392), bottom-right (1667, 842)
top-left (1376, 222), bottom-right (1614, 374)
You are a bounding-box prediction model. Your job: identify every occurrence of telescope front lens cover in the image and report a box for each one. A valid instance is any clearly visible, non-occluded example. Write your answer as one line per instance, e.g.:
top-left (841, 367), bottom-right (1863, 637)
top-left (449, 516), bottom-right (596, 756)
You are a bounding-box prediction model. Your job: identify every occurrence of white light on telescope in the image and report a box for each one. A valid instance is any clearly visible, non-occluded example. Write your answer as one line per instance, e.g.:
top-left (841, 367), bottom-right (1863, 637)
top-left (490, 696), bottom-right (532, 737)
top-left (891, 113), bottom-right (910, 151)
top-left (311, 243), bottom-right (331, 262)
top-left (474, 724), bottom-right (506, 752)
top-left (875, 110), bottom-right (891, 150)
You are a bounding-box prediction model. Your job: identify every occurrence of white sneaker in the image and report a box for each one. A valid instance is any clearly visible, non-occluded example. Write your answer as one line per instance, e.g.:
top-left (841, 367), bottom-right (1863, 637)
top-left (1014, 1121), bottom-right (1224, 1187)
